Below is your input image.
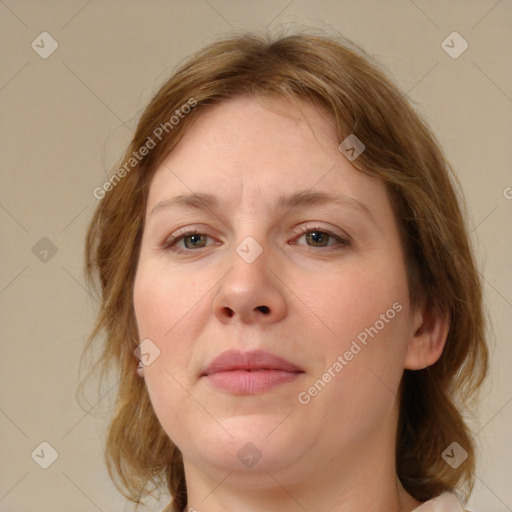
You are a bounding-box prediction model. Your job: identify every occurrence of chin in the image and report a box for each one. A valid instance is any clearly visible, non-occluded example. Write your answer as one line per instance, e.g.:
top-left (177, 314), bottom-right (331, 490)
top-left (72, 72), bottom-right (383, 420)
top-left (192, 414), bottom-right (305, 472)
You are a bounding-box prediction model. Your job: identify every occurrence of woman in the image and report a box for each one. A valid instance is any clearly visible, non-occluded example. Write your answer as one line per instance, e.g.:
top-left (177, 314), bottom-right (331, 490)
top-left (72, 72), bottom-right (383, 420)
top-left (83, 31), bottom-right (488, 511)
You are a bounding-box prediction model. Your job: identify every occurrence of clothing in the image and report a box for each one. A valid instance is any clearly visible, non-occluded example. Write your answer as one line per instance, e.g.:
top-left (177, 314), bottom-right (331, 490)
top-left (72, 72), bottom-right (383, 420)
top-left (412, 492), bottom-right (466, 511)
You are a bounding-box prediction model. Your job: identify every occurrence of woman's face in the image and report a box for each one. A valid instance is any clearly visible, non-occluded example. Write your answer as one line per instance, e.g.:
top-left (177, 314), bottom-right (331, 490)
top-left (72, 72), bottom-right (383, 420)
top-left (133, 95), bottom-right (418, 486)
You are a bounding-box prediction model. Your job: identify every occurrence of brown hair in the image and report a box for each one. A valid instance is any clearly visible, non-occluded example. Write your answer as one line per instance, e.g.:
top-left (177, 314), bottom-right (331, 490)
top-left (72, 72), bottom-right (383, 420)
top-left (82, 30), bottom-right (488, 511)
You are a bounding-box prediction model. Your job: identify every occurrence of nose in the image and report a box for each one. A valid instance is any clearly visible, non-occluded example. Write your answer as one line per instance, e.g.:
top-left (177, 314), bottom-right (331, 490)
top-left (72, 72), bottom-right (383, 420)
top-left (212, 245), bottom-right (288, 325)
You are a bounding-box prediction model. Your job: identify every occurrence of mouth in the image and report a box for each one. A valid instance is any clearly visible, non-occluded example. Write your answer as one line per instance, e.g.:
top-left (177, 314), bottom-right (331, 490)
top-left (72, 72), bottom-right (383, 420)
top-left (201, 349), bottom-right (305, 395)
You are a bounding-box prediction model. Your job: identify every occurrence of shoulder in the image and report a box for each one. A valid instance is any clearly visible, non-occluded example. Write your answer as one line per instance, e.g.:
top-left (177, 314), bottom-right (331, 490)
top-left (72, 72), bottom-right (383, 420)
top-left (412, 492), bottom-right (469, 511)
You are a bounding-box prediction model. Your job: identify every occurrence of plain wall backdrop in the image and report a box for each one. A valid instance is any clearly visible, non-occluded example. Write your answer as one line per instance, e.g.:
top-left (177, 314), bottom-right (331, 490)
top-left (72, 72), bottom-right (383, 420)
top-left (1, 1), bottom-right (511, 511)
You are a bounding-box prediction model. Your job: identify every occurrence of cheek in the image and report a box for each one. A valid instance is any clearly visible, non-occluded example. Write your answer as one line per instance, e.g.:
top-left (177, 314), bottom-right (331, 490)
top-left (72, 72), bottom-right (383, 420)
top-left (133, 263), bottom-right (209, 341)
top-left (133, 267), bottom-right (206, 439)
top-left (298, 260), bottom-right (409, 348)
top-left (297, 302), bottom-right (410, 445)
top-left (133, 266), bottom-right (200, 385)
top-left (296, 258), bottom-right (411, 403)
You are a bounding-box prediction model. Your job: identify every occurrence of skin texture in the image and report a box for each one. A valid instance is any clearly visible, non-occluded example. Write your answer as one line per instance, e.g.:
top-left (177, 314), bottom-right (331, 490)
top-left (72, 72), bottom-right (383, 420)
top-left (133, 95), bottom-right (448, 512)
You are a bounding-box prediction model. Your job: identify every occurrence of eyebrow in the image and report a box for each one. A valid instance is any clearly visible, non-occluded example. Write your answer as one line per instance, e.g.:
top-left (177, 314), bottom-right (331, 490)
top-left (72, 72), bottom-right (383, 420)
top-left (149, 190), bottom-right (374, 221)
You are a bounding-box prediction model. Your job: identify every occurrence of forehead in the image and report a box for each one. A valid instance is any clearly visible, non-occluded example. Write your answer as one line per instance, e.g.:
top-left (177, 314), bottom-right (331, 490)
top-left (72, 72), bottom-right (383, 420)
top-left (171, 95), bottom-right (336, 161)
top-left (145, 95), bottom-right (383, 214)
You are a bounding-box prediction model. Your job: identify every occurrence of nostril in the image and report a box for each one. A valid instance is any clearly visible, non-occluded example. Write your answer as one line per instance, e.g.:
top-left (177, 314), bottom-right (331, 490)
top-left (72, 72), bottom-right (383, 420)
top-left (257, 306), bottom-right (270, 314)
top-left (223, 307), bottom-right (234, 318)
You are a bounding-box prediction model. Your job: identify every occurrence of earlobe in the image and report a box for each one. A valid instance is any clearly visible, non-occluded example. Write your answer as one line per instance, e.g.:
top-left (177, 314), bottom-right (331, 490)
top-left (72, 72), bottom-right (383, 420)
top-left (404, 304), bottom-right (450, 370)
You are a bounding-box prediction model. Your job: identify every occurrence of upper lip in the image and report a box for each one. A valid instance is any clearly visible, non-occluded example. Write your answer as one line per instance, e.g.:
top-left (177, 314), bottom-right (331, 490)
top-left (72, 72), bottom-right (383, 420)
top-left (201, 349), bottom-right (304, 376)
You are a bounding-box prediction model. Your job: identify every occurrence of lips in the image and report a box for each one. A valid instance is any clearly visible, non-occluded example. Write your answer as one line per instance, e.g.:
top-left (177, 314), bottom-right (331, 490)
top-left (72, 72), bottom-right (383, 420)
top-left (201, 349), bottom-right (304, 394)
top-left (202, 349), bottom-right (303, 375)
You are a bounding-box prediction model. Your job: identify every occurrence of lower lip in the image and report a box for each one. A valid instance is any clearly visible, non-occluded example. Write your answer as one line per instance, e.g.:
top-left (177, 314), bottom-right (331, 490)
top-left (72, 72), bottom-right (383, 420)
top-left (205, 370), bottom-right (302, 394)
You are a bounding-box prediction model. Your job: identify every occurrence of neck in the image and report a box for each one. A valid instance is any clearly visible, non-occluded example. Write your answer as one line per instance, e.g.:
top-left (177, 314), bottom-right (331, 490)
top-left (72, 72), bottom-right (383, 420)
top-left (182, 425), bottom-right (421, 512)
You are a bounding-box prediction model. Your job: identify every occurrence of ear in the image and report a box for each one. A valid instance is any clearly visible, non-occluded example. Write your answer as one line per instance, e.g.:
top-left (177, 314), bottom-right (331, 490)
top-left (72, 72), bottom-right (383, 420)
top-left (404, 302), bottom-right (450, 370)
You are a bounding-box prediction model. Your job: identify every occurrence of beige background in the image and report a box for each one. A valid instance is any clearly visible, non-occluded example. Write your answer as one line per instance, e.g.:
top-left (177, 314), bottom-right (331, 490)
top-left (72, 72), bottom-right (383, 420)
top-left (1, 1), bottom-right (511, 511)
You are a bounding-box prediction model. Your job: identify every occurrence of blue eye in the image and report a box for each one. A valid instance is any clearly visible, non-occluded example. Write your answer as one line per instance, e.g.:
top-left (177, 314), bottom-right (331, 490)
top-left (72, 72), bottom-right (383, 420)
top-left (164, 231), bottom-right (215, 251)
top-left (163, 226), bottom-right (350, 254)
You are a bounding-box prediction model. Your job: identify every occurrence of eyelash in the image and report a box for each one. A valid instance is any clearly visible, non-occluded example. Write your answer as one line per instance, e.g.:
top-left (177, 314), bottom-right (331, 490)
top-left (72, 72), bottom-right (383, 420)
top-left (163, 225), bottom-right (351, 254)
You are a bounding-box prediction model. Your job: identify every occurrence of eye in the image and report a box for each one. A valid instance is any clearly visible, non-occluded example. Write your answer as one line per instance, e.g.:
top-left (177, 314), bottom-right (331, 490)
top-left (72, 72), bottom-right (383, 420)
top-left (163, 230), bottom-right (217, 252)
top-left (162, 225), bottom-right (350, 254)
top-left (291, 226), bottom-right (350, 249)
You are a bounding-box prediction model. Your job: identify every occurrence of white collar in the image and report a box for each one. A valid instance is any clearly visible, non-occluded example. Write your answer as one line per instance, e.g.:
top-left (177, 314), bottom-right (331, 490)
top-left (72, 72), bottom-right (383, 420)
top-left (412, 492), bottom-right (466, 511)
